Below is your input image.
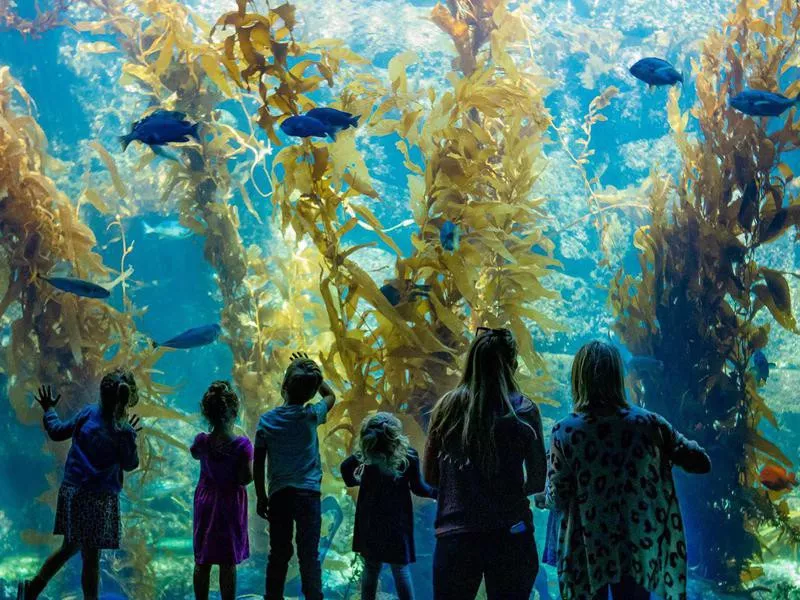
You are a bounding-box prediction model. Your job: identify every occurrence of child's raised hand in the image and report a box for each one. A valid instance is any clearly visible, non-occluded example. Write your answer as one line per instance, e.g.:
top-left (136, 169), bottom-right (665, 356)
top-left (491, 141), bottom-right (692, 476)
top-left (290, 352), bottom-right (322, 375)
top-left (34, 385), bottom-right (60, 411)
top-left (128, 414), bottom-right (143, 433)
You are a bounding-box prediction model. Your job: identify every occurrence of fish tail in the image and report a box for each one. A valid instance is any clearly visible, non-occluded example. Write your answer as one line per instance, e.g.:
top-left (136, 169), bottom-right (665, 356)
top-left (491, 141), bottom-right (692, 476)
top-left (190, 122), bottom-right (201, 141)
top-left (119, 134), bottom-right (132, 151)
top-left (678, 71), bottom-right (684, 84)
top-left (350, 115), bottom-right (360, 128)
top-left (326, 127), bottom-right (337, 141)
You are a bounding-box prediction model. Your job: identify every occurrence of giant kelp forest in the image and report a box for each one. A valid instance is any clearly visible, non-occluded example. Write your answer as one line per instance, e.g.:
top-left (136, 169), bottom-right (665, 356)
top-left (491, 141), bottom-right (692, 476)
top-left (0, 0), bottom-right (799, 598)
top-left (611, 0), bottom-right (800, 591)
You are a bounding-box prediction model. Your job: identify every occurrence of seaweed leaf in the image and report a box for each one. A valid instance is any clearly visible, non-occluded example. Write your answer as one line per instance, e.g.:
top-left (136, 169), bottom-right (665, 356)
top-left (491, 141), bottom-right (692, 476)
top-left (90, 141), bottom-right (128, 199)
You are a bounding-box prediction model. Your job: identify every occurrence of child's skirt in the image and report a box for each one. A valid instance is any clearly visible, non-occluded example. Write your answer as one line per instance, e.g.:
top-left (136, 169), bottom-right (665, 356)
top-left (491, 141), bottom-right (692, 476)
top-left (54, 483), bottom-right (120, 549)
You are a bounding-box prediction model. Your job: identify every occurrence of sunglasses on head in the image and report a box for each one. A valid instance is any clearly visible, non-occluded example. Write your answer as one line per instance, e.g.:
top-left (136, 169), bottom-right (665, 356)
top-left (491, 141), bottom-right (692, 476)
top-left (475, 326), bottom-right (511, 337)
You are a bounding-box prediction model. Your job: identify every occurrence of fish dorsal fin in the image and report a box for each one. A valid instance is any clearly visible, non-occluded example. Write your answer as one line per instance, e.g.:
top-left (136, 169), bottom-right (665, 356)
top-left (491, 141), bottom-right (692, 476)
top-left (150, 109), bottom-right (189, 122)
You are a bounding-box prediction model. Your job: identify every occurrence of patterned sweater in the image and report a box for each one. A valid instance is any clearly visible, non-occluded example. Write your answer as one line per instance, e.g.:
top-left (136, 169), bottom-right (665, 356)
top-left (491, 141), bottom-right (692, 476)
top-left (545, 406), bottom-right (710, 600)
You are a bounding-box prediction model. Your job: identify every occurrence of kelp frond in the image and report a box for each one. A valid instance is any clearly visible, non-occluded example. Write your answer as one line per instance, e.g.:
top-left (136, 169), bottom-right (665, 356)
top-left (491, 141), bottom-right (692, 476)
top-left (611, 0), bottom-right (800, 587)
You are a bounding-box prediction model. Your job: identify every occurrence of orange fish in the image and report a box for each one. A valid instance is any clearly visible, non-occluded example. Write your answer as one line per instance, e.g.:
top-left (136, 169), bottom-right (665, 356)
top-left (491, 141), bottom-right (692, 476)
top-left (759, 465), bottom-right (798, 492)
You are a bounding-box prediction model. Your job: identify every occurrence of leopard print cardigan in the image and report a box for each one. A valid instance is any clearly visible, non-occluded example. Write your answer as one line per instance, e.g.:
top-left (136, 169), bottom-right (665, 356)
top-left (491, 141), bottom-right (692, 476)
top-left (546, 406), bottom-right (703, 600)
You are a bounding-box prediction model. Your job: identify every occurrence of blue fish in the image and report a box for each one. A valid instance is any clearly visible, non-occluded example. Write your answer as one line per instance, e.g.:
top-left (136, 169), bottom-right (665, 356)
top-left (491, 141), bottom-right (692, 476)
top-left (42, 276), bottom-right (110, 299)
top-left (120, 110), bottom-right (200, 151)
top-left (305, 107), bottom-right (359, 134)
top-left (752, 351), bottom-right (775, 383)
top-left (380, 283), bottom-right (402, 306)
top-left (629, 57), bottom-right (683, 87)
top-left (154, 324), bottom-right (221, 349)
top-left (380, 282), bottom-right (431, 307)
top-left (280, 115), bottom-right (334, 139)
top-left (440, 220), bottom-right (460, 252)
top-left (730, 89), bottom-right (800, 117)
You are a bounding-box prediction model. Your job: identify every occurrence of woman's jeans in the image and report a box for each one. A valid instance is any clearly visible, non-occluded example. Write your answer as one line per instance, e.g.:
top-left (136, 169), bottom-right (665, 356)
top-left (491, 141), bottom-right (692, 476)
top-left (361, 559), bottom-right (415, 600)
top-left (433, 528), bottom-right (538, 600)
top-left (591, 576), bottom-right (650, 600)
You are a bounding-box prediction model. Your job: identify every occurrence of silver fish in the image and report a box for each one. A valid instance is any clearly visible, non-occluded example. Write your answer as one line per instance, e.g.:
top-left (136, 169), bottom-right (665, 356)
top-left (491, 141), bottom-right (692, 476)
top-left (143, 220), bottom-right (192, 240)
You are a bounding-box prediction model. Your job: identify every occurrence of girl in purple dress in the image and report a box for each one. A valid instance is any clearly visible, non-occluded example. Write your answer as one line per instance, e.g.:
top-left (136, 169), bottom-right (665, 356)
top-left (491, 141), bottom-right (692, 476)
top-left (191, 381), bottom-right (254, 600)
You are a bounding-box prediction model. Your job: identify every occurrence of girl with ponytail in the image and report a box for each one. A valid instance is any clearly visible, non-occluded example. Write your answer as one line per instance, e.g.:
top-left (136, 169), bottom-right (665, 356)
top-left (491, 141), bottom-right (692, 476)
top-left (19, 369), bottom-right (143, 600)
top-left (424, 327), bottom-right (547, 600)
top-left (341, 412), bottom-right (436, 600)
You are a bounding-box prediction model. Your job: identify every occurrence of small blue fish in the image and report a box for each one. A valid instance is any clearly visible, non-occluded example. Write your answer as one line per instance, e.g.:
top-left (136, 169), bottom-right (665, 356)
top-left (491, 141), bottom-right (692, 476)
top-left (730, 89), bottom-right (800, 117)
top-left (305, 107), bottom-right (359, 134)
top-left (380, 282), bottom-right (430, 307)
top-left (380, 283), bottom-right (402, 306)
top-left (629, 57), bottom-right (683, 88)
top-left (154, 324), bottom-right (221, 349)
top-left (440, 220), bottom-right (460, 252)
top-left (752, 351), bottom-right (775, 383)
top-left (280, 115), bottom-right (334, 139)
top-left (120, 110), bottom-right (200, 151)
top-left (43, 276), bottom-right (110, 299)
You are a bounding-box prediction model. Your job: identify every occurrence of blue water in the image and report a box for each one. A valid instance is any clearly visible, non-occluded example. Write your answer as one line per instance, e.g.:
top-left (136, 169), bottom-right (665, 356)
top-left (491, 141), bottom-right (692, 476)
top-left (0, 0), bottom-right (798, 598)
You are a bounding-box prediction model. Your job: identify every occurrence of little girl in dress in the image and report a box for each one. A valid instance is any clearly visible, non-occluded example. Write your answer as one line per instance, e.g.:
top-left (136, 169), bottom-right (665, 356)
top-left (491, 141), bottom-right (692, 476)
top-left (191, 381), bottom-right (253, 600)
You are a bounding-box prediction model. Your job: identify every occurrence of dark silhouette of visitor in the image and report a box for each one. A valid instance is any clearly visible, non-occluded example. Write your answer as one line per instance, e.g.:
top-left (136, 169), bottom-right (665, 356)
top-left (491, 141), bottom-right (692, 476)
top-left (191, 381), bottom-right (253, 600)
top-left (341, 412), bottom-right (437, 600)
top-left (254, 352), bottom-right (336, 600)
top-left (424, 327), bottom-right (547, 600)
top-left (546, 340), bottom-right (711, 600)
top-left (19, 370), bottom-right (142, 600)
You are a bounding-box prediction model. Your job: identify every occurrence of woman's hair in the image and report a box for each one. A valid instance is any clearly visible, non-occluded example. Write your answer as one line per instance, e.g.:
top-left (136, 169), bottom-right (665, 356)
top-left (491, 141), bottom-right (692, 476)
top-left (201, 380), bottom-right (240, 429)
top-left (282, 360), bottom-right (323, 404)
top-left (100, 369), bottom-right (138, 423)
top-left (428, 328), bottom-right (521, 476)
top-left (571, 340), bottom-right (628, 413)
top-left (356, 412), bottom-right (410, 476)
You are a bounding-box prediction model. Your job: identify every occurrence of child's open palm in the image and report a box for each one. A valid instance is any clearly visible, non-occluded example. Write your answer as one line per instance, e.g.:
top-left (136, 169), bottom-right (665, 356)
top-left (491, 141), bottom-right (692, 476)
top-left (128, 414), bottom-right (143, 433)
top-left (34, 385), bottom-right (60, 411)
top-left (290, 352), bottom-right (320, 372)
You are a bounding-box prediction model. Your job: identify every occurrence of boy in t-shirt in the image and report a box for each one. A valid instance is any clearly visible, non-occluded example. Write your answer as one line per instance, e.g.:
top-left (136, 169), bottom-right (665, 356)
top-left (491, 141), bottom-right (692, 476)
top-left (254, 353), bottom-right (336, 600)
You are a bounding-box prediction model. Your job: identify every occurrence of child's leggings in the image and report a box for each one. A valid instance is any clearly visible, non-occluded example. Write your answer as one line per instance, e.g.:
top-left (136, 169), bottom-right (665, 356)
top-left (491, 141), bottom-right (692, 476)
top-left (361, 559), bottom-right (415, 600)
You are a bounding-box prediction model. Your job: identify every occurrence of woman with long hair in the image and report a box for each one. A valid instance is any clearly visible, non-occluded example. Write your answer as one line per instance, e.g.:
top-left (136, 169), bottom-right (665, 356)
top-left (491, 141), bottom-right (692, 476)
top-left (546, 341), bottom-right (711, 600)
top-left (424, 327), bottom-right (546, 600)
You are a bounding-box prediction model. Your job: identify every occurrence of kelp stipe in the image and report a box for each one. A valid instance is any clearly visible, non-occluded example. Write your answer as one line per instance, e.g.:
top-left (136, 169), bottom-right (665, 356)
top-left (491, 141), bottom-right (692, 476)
top-left (370, 0), bottom-right (563, 422)
top-left (610, 0), bottom-right (800, 590)
top-left (214, 0), bottom-right (562, 447)
top-left (0, 65), bottom-right (190, 598)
